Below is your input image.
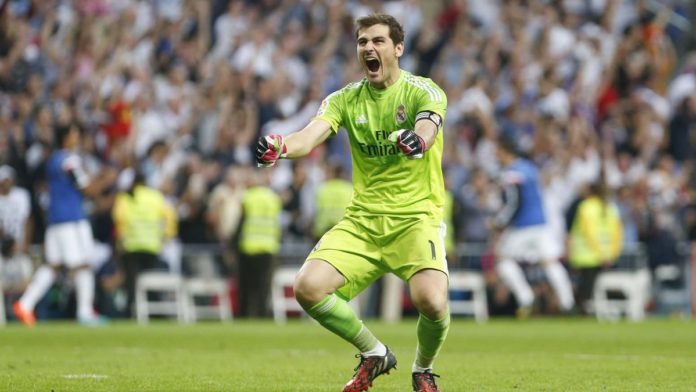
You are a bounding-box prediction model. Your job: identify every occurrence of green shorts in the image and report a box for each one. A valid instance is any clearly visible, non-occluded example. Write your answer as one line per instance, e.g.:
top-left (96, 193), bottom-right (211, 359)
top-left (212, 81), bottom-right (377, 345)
top-left (306, 214), bottom-right (449, 300)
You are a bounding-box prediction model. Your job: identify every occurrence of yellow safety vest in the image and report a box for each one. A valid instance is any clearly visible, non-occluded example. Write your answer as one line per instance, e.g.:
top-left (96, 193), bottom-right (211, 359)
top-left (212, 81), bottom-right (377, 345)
top-left (112, 185), bottom-right (177, 254)
top-left (240, 186), bottom-right (282, 255)
top-left (569, 196), bottom-right (623, 268)
top-left (313, 179), bottom-right (353, 238)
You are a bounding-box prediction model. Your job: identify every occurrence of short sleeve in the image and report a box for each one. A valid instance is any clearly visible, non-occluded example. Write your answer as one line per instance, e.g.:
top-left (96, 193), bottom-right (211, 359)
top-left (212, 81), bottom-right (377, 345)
top-left (415, 78), bottom-right (447, 117)
top-left (313, 90), bottom-right (343, 134)
top-left (500, 170), bottom-right (525, 186)
top-left (62, 154), bottom-right (90, 189)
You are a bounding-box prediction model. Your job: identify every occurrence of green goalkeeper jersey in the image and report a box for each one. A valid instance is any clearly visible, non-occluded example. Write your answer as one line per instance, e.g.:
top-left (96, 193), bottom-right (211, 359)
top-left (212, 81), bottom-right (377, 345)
top-left (314, 70), bottom-right (447, 220)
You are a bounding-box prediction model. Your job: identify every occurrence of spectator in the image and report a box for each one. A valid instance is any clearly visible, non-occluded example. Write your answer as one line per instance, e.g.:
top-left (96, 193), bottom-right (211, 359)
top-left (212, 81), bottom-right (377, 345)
top-left (453, 167), bottom-right (498, 243)
top-left (0, 0), bottom-right (692, 323)
top-left (174, 152), bottom-right (212, 244)
top-left (112, 170), bottom-right (177, 318)
top-left (568, 179), bottom-right (624, 314)
top-left (0, 165), bottom-right (31, 256)
top-left (0, 165), bottom-right (33, 316)
top-left (206, 164), bottom-right (247, 276)
top-left (235, 168), bottom-right (282, 318)
top-left (667, 95), bottom-right (695, 164)
top-left (280, 161), bottom-right (313, 241)
top-left (312, 162), bottom-right (352, 241)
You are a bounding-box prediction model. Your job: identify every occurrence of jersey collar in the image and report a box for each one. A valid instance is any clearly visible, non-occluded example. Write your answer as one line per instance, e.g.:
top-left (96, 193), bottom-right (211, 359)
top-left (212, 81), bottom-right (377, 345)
top-left (366, 70), bottom-right (406, 99)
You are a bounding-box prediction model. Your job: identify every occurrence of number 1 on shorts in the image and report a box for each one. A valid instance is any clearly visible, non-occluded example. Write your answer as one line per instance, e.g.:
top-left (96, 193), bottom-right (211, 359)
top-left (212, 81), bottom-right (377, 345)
top-left (428, 240), bottom-right (436, 260)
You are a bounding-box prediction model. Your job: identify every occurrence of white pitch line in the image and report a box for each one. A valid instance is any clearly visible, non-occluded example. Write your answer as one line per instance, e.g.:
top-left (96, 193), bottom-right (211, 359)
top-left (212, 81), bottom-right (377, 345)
top-left (63, 374), bottom-right (110, 379)
top-left (565, 353), bottom-right (694, 362)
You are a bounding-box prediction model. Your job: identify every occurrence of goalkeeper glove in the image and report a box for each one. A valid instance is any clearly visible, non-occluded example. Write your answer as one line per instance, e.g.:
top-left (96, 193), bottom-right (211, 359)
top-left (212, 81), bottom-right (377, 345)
top-left (255, 134), bottom-right (287, 167)
top-left (388, 129), bottom-right (426, 159)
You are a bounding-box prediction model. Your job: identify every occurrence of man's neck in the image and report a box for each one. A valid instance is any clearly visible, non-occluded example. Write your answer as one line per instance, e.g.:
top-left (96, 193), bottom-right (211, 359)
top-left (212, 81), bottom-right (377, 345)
top-left (369, 68), bottom-right (401, 90)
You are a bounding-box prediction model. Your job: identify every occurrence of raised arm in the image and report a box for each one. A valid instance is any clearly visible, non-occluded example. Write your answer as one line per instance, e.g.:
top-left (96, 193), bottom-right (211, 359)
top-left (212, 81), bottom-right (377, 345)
top-left (62, 154), bottom-right (117, 197)
top-left (388, 110), bottom-right (442, 159)
top-left (255, 119), bottom-right (334, 167)
top-left (413, 112), bottom-right (440, 149)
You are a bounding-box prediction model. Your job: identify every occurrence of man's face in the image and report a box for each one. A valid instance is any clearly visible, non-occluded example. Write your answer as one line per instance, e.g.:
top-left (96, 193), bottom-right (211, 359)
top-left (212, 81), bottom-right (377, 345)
top-left (357, 24), bottom-right (403, 88)
top-left (65, 127), bottom-right (80, 149)
top-left (0, 178), bottom-right (11, 194)
top-left (496, 146), bottom-right (511, 166)
top-left (495, 146), bottom-right (503, 165)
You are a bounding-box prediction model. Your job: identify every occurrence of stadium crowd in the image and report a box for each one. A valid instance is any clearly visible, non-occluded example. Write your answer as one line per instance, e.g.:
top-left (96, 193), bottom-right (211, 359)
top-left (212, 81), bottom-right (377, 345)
top-left (0, 0), bottom-right (695, 320)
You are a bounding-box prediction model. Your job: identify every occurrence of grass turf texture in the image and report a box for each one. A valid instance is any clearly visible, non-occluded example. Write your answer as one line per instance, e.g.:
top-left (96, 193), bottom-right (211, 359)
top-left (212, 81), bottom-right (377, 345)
top-left (1, 318), bottom-right (695, 391)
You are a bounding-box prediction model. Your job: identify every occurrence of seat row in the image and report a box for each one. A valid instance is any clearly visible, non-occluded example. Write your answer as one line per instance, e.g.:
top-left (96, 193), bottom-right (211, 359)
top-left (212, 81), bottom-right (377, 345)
top-left (135, 272), bottom-right (232, 324)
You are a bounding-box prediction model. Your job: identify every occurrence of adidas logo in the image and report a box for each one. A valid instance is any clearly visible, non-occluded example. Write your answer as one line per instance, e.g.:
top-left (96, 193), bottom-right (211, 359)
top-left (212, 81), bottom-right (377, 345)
top-left (356, 114), bottom-right (367, 124)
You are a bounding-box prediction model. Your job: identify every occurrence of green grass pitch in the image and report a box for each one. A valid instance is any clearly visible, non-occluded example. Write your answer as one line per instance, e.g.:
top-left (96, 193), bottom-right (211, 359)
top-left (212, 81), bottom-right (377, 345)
top-left (1, 318), bottom-right (695, 391)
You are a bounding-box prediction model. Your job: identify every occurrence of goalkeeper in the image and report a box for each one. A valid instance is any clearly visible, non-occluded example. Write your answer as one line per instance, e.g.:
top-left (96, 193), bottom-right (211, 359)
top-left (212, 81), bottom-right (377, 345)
top-left (256, 14), bottom-right (448, 392)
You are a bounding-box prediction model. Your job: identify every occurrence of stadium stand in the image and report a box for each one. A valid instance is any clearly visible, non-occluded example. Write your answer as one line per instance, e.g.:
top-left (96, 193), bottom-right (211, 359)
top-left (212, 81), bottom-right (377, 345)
top-left (0, 0), bottom-right (694, 322)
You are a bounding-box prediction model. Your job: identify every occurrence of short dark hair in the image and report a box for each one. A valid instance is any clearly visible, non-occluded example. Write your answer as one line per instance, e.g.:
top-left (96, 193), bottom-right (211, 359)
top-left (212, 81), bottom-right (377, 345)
top-left (497, 136), bottom-right (520, 156)
top-left (133, 170), bottom-right (146, 185)
top-left (327, 161), bottom-right (346, 180)
top-left (54, 123), bottom-right (73, 148)
top-left (55, 122), bottom-right (86, 148)
top-left (355, 13), bottom-right (404, 45)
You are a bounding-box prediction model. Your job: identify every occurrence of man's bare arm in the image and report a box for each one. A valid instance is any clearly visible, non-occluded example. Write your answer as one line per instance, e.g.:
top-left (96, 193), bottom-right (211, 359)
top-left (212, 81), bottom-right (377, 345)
top-left (283, 119), bottom-right (334, 158)
top-left (413, 115), bottom-right (439, 150)
top-left (256, 119), bottom-right (334, 166)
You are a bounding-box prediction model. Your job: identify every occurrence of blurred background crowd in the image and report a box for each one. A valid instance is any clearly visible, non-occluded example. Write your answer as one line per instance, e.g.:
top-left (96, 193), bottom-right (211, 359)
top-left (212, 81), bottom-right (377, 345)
top-left (0, 0), bottom-right (695, 320)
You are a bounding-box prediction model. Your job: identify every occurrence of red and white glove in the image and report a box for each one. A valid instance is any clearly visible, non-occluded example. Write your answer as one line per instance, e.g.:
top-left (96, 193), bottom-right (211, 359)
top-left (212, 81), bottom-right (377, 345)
top-left (255, 134), bottom-right (287, 167)
top-left (388, 129), bottom-right (426, 159)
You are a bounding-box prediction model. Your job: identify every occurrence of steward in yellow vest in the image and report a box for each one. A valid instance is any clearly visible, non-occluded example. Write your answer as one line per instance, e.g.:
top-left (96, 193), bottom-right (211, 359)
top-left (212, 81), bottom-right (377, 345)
top-left (237, 170), bottom-right (282, 317)
top-left (239, 186), bottom-right (282, 256)
top-left (112, 171), bottom-right (177, 317)
top-left (569, 197), bottom-right (623, 267)
top-left (568, 181), bottom-right (623, 312)
top-left (313, 164), bottom-right (353, 240)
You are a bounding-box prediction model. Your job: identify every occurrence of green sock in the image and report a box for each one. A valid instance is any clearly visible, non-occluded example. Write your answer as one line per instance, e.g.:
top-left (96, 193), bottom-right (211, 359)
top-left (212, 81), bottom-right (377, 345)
top-left (307, 294), bottom-right (379, 353)
top-left (414, 311), bottom-right (450, 370)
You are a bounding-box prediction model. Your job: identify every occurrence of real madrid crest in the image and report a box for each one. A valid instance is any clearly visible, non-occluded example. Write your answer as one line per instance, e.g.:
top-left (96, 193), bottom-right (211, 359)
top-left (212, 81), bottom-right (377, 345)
top-left (395, 104), bottom-right (406, 124)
